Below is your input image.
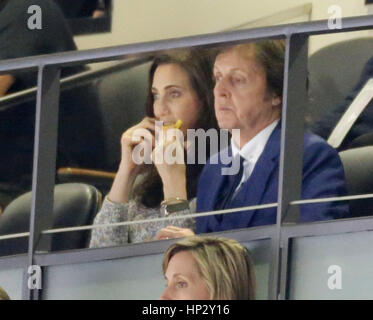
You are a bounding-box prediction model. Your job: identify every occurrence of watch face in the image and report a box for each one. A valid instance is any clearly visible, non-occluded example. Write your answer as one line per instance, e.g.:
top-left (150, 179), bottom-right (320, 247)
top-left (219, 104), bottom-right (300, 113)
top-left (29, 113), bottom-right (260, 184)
top-left (163, 201), bottom-right (190, 216)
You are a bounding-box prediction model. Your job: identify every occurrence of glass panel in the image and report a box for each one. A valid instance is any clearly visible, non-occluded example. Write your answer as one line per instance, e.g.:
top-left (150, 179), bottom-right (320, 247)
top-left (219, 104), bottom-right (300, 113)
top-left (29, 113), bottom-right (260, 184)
top-left (43, 253), bottom-right (165, 300)
top-left (243, 239), bottom-right (271, 300)
top-left (43, 239), bottom-right (271, 299)
top-left (0, 268), bottom-right (23, 300)
top-left (289, 230), bottom-right (373, 299)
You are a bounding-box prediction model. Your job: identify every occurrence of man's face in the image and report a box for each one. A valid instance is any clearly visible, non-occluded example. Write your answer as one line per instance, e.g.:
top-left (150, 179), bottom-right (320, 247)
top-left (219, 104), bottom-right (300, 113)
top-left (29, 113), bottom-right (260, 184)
top-left (213, 47), bottom-right (280, 136)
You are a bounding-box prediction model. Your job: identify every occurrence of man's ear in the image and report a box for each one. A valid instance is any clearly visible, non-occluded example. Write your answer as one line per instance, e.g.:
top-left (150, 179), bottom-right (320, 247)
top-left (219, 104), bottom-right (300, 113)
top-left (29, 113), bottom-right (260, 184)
top-left (272, 95), bottom-right (281, 107)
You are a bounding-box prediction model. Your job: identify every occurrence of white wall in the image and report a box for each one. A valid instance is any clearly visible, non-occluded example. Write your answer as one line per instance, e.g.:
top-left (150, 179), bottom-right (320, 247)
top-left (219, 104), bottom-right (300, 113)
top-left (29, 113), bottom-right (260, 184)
top-left (74, 0), bottom-right (372, 56)
top-left (309, 0), bottom-right (371, 54)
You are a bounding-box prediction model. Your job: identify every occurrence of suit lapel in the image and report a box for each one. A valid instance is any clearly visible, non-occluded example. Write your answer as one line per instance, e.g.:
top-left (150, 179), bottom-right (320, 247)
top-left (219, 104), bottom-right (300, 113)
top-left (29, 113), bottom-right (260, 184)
top-left (239, 123), bottom-right (281, 224)
top-left (202, 123), bottom-right (282, 229)
top-left (197, 147), bottom-right (236, 231)
top-left (211, 146), bottom-right (235, 210)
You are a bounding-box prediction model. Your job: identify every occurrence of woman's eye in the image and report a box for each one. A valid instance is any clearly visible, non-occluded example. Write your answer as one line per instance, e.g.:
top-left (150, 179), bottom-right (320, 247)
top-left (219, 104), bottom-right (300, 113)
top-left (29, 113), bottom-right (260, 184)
top-left (232, 77), bottom-right (244, 85)
top-left (176, 281), bottom-right (187, 289)
top-left (169, 91), bottom-right (181, 98)
top-left (214, 75), bottom-right (221, 82)
top-left (152, 93), bottom-right (159, 100)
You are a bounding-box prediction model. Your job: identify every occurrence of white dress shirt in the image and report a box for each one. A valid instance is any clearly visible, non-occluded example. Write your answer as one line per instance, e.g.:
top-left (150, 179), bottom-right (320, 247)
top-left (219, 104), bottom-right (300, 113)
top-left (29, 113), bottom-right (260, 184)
top-left (231, 119), bottom-right (279, 194)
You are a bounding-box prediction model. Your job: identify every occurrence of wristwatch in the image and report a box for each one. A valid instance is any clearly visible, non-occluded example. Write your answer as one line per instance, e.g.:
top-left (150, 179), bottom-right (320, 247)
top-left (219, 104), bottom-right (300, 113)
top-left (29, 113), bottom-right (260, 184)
top-left (160, 197), bottom-right (190, 217)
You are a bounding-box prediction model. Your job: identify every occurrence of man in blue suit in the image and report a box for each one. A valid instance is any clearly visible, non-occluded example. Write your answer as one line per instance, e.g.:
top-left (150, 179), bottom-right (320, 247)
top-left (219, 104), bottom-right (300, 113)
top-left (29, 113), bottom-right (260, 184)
top-left (196, 121), bottom-right (348, 233)
top-left (196, 40), bottom-right (348, 233)
top-left (156, 40), bottom-right (348, 238)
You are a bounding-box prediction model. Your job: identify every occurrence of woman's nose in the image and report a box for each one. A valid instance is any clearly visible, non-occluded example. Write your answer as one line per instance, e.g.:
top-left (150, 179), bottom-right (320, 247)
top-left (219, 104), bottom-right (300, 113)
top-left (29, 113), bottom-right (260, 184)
top-left (154, 97), bottom-right (170, 118)
top-left (159, 287), bottom-right (172, 300)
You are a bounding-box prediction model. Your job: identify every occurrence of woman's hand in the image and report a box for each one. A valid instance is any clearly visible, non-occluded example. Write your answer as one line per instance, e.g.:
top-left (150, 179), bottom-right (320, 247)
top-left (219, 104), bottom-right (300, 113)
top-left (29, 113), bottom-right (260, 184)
top-left (108, 117), bottom-right (155, 203)
top-left (152, 128), bottom-right (187, 200)
top-left (154, 226), bottom-right (195, 240)
top-left (119, 117), bottom-right (156, 177)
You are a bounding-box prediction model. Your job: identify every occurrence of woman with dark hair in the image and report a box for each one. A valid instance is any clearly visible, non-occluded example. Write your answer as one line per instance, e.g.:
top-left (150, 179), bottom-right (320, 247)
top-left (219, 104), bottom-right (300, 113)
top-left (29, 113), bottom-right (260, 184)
top-left (90, 50), bottom-right (217, 247)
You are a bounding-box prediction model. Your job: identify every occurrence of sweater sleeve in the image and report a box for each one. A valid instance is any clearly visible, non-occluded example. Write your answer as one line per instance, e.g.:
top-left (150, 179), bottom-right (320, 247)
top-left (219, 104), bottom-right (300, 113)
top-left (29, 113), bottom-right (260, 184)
top-left (89, 197), bottom-right (131, 248)
top-left (89, 197), bottom-right (197, 246)
top-left (128, 198), bottom-right (197, 244)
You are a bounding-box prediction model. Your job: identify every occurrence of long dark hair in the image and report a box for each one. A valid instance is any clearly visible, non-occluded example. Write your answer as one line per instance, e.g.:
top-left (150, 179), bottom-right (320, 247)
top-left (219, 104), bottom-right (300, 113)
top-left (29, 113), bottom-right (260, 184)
top-left (132, 49), bottom-right (217, 208)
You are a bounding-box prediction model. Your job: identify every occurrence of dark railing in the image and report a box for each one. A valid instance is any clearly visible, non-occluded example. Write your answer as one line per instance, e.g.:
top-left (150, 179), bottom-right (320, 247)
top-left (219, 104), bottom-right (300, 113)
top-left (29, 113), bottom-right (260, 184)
top-left (0, 56), bottom-right (152, 110)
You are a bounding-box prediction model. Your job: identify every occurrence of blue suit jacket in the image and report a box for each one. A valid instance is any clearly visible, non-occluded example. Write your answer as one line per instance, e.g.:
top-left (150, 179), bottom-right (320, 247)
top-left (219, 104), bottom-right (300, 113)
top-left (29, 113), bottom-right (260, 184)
top-left (196, 123), bottom-right (348, 234)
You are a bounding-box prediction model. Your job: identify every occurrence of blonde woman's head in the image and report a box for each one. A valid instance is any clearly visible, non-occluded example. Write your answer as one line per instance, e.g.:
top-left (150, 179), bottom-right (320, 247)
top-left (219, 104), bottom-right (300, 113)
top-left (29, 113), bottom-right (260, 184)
top-left (160, 236), bottom-right (256, 300)
top-left (0, 286), bottom-right (10, 300)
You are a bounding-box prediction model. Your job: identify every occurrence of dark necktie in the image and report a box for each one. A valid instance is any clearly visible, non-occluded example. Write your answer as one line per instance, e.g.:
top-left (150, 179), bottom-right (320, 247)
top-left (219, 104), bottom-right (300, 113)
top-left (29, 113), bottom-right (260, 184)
top-left (215, 155), bottom-right (245, 211)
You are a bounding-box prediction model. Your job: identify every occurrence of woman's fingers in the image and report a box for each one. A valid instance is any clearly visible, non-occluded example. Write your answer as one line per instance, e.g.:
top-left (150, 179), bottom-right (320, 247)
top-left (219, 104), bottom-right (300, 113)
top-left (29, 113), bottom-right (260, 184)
top-left (124, 131), bottom-right (155, 149)
top-left (155, 229), bottom-right (175, 240)
top-left (153, 131), bottom-right (185, 162)
top-left (122, 119), bottom-right (156, 148)
top-left (123, 118), bottom-right (185, 152)
top-left (154, 227), bottom-right (195, 240)
top-left (163, 225), bottom-right (184, 231)
top-left (140, 118), bottom-right (156, 133)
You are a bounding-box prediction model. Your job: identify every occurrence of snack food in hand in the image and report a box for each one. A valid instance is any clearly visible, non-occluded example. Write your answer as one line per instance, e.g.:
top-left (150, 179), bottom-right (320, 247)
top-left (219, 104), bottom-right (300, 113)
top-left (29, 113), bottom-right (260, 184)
top-left (159, 120), bottom-right (183, 145)
top-left (162, 119), bottom-right (183, 130)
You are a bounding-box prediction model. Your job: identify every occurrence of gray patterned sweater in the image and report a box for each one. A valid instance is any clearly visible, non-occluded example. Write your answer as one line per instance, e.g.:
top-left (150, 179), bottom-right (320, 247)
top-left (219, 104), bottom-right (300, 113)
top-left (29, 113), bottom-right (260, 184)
top-left (89, 197), bottom-right (196, 248)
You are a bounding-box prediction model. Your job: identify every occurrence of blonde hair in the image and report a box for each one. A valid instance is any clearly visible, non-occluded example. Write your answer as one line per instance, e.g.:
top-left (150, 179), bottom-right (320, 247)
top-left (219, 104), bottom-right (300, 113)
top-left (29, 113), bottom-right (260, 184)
top-left (0, 286), bottom-right (10, 300)
top-left (162, 236), bottom-right (256, 300)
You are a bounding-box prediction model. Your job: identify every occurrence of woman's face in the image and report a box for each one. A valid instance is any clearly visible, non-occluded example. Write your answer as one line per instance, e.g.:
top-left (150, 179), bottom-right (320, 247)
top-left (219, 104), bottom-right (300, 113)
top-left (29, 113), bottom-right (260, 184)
top-left (213, 47), bottom-right (281, 137)
top-left (160, 250), bottom-right (210, 300)
top-left (152, 63), bottom-right (202, 134)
